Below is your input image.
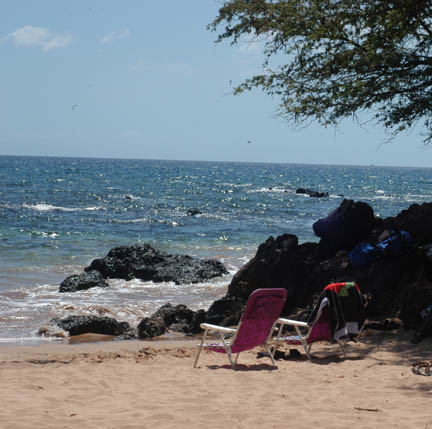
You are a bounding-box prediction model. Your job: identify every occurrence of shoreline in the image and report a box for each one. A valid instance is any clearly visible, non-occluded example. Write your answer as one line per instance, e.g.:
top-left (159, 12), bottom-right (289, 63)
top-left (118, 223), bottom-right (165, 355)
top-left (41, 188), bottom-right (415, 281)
top-left (0, 331), bottom-right (199, 351)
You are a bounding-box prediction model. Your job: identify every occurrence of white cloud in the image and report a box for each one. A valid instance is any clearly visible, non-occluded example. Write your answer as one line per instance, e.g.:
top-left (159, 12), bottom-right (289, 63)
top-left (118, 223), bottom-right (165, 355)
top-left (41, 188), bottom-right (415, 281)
top-left (1, 26), bottom-right (75, 51)
top-left (99, 29), bottom-right (131, 44)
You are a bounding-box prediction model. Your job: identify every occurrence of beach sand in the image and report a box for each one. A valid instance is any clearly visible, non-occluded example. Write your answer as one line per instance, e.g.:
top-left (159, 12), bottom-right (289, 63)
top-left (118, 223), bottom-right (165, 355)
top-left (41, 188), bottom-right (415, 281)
top-left (0, 329), bottom-right (431, 429)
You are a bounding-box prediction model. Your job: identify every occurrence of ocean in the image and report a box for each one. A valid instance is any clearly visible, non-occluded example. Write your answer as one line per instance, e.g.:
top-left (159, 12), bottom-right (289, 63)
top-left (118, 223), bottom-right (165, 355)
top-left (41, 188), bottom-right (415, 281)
top-left (0, 155), bottom-right (431, 344)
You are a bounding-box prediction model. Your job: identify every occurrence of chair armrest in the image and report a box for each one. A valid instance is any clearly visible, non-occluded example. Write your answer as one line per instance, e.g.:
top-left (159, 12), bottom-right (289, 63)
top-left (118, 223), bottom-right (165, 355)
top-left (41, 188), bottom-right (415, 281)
top-left (277, 318), bottom-right (308, 328)
top-left (200, 323), bottom-right (237, 334)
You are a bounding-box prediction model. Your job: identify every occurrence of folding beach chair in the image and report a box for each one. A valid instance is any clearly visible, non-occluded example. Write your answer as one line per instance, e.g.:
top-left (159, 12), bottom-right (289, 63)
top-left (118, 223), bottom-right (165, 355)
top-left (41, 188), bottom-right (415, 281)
top-left (273, 282), bottom-right (363, 360)
top-left (193, 288), bottom-right (287, 369)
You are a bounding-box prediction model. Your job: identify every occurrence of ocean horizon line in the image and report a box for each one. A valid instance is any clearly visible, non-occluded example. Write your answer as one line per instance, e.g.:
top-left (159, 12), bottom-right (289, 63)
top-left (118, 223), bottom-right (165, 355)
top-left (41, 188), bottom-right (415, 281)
top-left (0, 153), bottom-right (429, 170)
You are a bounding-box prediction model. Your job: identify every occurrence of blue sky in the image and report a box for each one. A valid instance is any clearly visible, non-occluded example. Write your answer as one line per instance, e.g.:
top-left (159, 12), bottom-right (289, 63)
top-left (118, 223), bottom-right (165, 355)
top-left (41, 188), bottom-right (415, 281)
top-left (0, 1), bottom-right (430, 167)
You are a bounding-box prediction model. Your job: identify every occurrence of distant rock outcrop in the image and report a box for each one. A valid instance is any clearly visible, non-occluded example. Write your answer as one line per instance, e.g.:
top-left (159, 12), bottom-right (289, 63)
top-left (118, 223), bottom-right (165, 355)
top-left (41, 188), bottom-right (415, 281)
top-left (296, 188), bottom-right (329, 198)
top-left (187, 209), bottom-right (202, 216)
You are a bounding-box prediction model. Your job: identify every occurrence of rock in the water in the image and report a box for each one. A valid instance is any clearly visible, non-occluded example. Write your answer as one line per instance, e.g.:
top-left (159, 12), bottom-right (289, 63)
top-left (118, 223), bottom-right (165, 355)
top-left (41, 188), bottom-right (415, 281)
top-left (85, 243), bottom-right (228, 284)
top-left (59, 270), bottom-right (109, 293)
top-left (52, 315), bottom-right (134, 338)
top-left (187, 209), bottom-right (202, 216)
top-left (296, 188), bottom-right (329, 198)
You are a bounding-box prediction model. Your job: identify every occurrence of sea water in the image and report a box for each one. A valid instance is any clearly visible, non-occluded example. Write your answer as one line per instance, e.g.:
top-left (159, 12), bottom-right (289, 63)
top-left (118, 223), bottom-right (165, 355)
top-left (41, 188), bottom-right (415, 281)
top-left (0, 155), bottom-right (431, 343)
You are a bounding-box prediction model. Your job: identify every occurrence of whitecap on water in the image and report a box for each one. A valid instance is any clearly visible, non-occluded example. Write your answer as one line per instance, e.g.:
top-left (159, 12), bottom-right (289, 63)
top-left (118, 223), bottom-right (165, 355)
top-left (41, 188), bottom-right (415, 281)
top-left (23, 203), bottom-right (103, 213)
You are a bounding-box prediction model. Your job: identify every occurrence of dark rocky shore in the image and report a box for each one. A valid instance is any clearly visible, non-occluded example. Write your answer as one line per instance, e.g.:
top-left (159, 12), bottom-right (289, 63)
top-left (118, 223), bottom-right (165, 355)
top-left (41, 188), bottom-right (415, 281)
top-left (45, 199), bottom-right (432, 343)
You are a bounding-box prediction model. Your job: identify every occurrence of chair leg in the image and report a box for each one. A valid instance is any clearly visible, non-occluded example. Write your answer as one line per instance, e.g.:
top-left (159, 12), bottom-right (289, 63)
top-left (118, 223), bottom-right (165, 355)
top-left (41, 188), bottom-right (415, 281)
top-left (234, 353), bottom-right (240, 366)
top-left (337, 340), bottom-right (346, 357)
top-left (226, 348), bottom-right (235, 369)
top-left (295, 325), bottom-right (312, 360)
top-left (266, 346), bottom-right (276, 366)
top-left (220, 333), bottom-right (235, 369)
top-left (193, 329), bottom-right (208, 368)
top-left (270, 322), bottom-right (284, 358)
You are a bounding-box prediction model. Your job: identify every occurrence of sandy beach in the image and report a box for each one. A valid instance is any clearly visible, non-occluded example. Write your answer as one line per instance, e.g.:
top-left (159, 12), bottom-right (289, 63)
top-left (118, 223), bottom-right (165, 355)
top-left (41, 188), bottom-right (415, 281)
top-left (0, 329), bottom-right (431, 429)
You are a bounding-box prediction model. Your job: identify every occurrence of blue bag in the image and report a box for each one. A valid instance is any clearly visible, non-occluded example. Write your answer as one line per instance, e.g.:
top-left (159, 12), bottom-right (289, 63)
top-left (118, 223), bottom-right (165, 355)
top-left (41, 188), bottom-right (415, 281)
top-left (376, 230), bottom-right (412, 255)
top-left (349, 242), bottom-right (379, 268)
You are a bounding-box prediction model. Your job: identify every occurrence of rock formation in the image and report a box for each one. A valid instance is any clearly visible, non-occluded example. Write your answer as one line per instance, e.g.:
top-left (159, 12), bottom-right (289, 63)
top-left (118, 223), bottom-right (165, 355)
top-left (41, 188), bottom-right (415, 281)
top-left (296, 188), bottom-right (329, 198)
top-left (84, 243), bottom-right (228, 285)
top-left (59, 270), bottom-right (108, 293)
top-left (225, 200), bottom-right (432, 333)
top-left (51, 315), bottom-right (135, 338)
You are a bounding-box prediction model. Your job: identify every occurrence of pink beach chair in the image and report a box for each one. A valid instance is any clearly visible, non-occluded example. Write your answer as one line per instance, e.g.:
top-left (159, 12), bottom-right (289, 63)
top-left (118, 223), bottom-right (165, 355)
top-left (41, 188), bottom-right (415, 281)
top-left (273, 282), bottom-right (364, 360)
top-left (193, 288), bottom-right (287, 369)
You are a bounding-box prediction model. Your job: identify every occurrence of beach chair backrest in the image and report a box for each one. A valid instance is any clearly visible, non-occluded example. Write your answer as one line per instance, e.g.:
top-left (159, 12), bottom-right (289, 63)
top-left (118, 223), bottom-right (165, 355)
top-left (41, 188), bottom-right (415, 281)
top-left (307, 305), bottom-right (332, 343)
top-left (307, 281), bottom-right (363, 343)
top-left (231, 288), bottom-right (287, 353)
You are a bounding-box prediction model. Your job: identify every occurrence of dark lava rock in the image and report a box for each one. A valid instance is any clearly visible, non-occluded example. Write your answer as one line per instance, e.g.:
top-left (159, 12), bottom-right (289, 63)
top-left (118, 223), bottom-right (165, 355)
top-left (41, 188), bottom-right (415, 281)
top-left (59, 270), bottom-right (109, 293)
top-left (187, 209), bottom-right (202, 216)
top-left (204, 295), bottom-right (246, 327)
top-left (52, 315), bottom-right (134, 338)
top-left (137, 316), bottom-right (166, 339)
top-left (378, 202), bottom-right (432, 246)
top-left (227, 234), bottom-right (321, 315)
top-left (313, 199), bottom-right (376, 258)
top-left (226, 228), bottom-right (432, 333)
top-left (85, 243), bottom-right (228, 284)
top-left (296, 188), bottom-right (329, 198)
top-left (136, 304), bottom-right (207, 339)
top-left (222, 198), bottom-right (432, 334)
top-left (151, 303), bottom-right (206, 334)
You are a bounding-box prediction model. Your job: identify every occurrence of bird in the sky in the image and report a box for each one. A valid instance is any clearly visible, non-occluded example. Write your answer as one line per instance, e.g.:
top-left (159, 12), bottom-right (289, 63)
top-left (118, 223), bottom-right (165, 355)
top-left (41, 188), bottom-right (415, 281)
top-left (72, 104), bottom-right (78, 110)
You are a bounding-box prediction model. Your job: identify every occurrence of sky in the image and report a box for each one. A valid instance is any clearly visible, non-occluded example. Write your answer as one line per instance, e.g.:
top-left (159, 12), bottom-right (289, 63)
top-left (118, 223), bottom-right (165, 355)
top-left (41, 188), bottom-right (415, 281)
top-left (0, 1), bottom-right (430, 168)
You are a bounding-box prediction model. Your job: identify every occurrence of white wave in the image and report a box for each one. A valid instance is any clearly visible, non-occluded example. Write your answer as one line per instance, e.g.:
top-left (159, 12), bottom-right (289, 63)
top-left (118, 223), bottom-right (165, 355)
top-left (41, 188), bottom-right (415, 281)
top-left (0, 336), bottom-right (61, 344)
top-left (111, 217), bottom-right (180, 226)
top-left (124, 194), bottom-right (141, 201)
top-left (23, 203), bottom-right (103, 212)
top-left (248, 187), bottom-right (291, 194)
top-left (157, 219), bottom-right (180, 226)
top-left (374, 195), bottom-right (394, 201)
top-left (219, 182), bottom-right (252, 188)
top-left (198, 213), bottom-right (229, 221)
top-left (112, 218), bottom-right (152, 224)
top-left (23, 203), bottom-right (77, 212)
top-left (404, 194), bottom-right (432, 200)
top-left (40, 232), bottom-right (58, 238)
